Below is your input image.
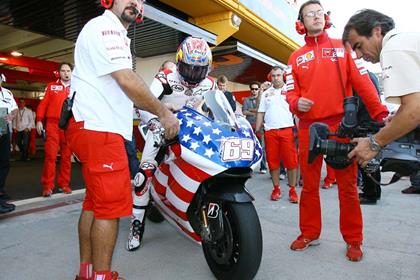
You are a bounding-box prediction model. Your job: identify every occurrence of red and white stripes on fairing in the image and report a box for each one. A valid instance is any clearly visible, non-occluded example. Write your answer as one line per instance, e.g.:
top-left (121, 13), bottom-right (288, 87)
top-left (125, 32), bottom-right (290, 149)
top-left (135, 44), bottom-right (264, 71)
top-left (149, 145), bottom-right (225, 242)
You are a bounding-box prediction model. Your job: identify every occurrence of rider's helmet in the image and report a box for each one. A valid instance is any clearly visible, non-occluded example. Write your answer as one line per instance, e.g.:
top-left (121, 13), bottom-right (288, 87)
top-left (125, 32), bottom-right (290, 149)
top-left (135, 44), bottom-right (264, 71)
top-left (175, 36), bottom-right (212, 87)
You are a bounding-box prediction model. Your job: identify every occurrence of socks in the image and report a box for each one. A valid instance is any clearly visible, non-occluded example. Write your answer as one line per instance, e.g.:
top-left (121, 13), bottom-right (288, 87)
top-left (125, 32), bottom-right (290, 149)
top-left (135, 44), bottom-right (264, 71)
top-left (79, 262), bottom-right (92, 279)
top-left (93, 270), bottom-right (112, 280)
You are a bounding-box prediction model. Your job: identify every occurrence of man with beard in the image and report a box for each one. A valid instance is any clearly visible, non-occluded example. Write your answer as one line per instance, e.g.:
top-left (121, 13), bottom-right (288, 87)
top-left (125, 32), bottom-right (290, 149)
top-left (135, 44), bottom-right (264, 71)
top-left (69, 1), bottom-right (179, 279)
top-left (342, 9), bottom-right (420, 166)
top-left (256, 67), bottom-right (299, 203)
top-left (36, 63), bottom-right (73, 197)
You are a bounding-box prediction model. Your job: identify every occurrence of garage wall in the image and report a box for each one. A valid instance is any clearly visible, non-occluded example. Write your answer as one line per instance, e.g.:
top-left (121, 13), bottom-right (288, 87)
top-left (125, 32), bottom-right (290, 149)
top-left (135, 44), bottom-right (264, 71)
top-left (135, 53), bottom-right (250, 93)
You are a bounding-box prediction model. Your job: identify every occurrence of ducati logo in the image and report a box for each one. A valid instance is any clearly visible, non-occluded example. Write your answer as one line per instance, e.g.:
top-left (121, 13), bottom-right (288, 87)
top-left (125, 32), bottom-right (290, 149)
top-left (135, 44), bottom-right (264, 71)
top-left (207, 203), bottom-right (220, 219)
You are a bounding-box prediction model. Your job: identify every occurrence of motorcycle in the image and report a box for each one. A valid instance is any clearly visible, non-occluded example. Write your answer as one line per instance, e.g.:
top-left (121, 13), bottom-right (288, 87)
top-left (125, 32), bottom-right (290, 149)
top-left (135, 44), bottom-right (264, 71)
top-left (139, 90), bottom-right (263, 280)
top-left (379, 126), bottom-right (419, 183)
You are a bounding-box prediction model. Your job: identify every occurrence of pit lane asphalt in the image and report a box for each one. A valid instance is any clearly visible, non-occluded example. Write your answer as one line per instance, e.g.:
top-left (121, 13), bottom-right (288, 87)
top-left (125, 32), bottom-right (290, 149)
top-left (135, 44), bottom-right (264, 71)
top-left (0, 170), bottom-right (419, 280)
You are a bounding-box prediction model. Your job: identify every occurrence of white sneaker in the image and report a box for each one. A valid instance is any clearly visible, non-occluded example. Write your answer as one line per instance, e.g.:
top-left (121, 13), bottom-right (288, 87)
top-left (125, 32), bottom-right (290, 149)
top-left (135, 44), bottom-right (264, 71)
top-left (126, 218), bottom-right (145, 251)
top-left (280, 174), bottom-right (286, 180)
top-left (260, 169), bottom-right (267, 174)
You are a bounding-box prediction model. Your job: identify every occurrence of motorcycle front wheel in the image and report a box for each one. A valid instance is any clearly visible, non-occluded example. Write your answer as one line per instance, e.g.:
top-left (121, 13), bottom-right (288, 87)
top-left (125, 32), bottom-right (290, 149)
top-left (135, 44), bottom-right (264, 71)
top-left (202, 202), bottom-right (262, 280)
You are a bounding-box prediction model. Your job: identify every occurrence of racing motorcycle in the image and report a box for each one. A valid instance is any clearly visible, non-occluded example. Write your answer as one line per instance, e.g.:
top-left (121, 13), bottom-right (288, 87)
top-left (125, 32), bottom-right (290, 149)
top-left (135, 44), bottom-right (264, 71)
top-left (139, 90), bottom-right (263, 280)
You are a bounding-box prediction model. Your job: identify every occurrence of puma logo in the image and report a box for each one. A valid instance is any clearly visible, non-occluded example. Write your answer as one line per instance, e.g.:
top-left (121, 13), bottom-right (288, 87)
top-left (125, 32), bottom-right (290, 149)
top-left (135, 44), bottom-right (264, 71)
top-left (103, 163), bottom-right (114, 170)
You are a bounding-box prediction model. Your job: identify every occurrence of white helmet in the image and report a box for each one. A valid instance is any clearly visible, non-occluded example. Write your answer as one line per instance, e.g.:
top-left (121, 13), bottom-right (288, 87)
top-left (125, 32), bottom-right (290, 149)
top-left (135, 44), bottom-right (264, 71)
top-left (175, 36), bottom-right (212, 87)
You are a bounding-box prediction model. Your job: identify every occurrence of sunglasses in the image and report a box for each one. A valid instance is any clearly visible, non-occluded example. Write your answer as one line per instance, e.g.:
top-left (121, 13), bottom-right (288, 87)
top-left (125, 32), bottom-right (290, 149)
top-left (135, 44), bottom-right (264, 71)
top-left (251, 88), bottom-right (259, 91)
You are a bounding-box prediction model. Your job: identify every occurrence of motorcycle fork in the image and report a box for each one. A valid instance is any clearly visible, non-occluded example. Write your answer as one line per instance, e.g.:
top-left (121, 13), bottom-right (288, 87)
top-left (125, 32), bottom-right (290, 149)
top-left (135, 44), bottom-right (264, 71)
top-left (200, 201), bottom-right (225, 244)
top-left (200, 205), bottom-right (211, 242)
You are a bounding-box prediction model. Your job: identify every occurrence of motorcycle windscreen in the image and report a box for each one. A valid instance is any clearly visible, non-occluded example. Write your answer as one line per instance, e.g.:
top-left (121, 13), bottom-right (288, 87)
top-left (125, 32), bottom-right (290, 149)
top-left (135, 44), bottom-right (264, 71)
top-left (202, 90), bottom-right (238, 128)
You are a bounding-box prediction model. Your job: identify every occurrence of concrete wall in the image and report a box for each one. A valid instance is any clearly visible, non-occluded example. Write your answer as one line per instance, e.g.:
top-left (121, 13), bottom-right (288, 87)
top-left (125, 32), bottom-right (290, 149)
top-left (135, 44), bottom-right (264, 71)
top-left (135, 53), bottom-right (176, 86)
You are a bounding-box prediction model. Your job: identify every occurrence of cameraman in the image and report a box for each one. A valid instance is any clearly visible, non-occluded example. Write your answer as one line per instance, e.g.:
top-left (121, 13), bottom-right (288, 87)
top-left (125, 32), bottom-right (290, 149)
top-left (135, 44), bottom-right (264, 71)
top-left (285, 0), bottom-right (388, 262)
top-left (343, 9), bottom-right (420, 165)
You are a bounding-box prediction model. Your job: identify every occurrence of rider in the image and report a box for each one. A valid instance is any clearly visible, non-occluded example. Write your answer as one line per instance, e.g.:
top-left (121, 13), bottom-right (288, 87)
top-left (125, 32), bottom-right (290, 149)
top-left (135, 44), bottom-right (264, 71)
top-left (127, 36), bottom-right (216, 251)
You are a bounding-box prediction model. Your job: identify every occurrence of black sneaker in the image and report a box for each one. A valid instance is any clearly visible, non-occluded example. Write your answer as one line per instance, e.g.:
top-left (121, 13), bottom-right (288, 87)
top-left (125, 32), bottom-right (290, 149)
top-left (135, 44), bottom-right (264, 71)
top-left (358, 194), bottom-right (377, 205)
top-left (0, 202), bottom-right (15, 214)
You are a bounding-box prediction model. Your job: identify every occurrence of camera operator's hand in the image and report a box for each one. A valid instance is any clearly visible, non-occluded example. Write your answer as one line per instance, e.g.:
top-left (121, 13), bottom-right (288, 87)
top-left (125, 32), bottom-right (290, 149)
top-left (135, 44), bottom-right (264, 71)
top-left (297, 97), bottom-right (315, 112)
top-left (348, 137), bottom-right (378, 167)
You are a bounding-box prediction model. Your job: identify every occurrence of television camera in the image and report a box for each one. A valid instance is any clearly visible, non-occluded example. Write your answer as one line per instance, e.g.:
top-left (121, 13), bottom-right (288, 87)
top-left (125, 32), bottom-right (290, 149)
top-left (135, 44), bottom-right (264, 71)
top-left (308, 96), bottom-right (419, 183)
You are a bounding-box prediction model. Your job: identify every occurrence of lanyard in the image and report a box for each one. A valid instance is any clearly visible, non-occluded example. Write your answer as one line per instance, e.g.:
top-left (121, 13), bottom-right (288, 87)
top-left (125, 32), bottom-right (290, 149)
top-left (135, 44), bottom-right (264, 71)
top-left (19, 108), bottom-right (25, 121)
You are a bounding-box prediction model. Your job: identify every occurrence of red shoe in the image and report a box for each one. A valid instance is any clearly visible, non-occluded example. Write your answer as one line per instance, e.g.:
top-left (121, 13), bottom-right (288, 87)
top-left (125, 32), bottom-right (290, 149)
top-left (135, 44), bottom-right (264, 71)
top-left (90, 271), bottom-right (125, 280)
top-left (75, 276), bottom-right (89, 280)
top-left (110, 271), bottom-right (125, 280)
top-left (270, 187), bottom-right (281, 201)
top-left (322, 182), bottom-right (334, 189)
top-left (346, 242), bottom-right (363, 262)
top-left (290, 235), bottom-right (320, 251)
top-left (59, 186), bottom-right (72, 194)
top-left (42, 189), bottom-right (53, 197)
top-left (289, 187), bottom-right (299, 204)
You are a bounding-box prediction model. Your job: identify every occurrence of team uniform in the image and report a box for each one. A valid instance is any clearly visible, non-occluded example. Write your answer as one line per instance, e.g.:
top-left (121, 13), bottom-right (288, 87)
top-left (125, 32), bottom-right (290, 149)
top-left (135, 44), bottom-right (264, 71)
top-left (139, 69), bottom-right (216, 162)
top-left (37, 80), bottom-right (72, 193)
top-left (285, 31), bottom-right (388, 244)
top-left (127, 68), bottom-right (216, 251)
top-left (258, 86), bottom-right (298, 171)
top-left (0, 87), bottom-right (17, 196)
top-left (67, 10), bottom-right (134, 219)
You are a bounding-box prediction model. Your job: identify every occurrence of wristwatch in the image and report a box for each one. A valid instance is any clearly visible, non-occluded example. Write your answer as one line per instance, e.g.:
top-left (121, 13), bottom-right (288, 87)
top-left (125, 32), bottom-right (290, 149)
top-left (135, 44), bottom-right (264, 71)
top-left (368, 135), bottom-right (382, 152)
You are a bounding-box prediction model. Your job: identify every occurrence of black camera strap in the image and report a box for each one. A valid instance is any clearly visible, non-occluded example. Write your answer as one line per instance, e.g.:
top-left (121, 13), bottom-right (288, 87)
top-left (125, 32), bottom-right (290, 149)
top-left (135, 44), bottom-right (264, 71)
top-left (59, 91), bottom-right (76, 130)
top-left (366, 172), bottom-right (403, 186)
top-left (68, 91), bottom-right (76, 109)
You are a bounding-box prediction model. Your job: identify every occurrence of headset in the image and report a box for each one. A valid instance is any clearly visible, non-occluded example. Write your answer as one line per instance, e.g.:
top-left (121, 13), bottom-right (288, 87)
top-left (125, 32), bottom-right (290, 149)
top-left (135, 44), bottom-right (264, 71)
top-left (101, 0), bottom-right (144, 23)
top-left (295, 10), bottom-right (332, 35)
top-left (267, 66), bottom-right (287, 83)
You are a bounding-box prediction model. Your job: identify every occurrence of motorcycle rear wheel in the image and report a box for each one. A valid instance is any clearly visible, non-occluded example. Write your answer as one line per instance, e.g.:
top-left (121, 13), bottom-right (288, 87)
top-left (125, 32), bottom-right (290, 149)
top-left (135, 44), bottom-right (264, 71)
top-left (146, 204), bottom-right (164, 223)
top-left (202, 202), bottom-right (262, 280)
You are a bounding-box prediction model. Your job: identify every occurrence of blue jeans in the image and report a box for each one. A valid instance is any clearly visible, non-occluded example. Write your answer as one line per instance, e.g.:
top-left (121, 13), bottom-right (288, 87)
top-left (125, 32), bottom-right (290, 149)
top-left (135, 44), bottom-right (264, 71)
top-left (16, 130), bottom-right (30, 160)
top-left (410, 172), bottom-right (420, 187)
top-left (0, 130), bottom-right (11, 193)
top-left (124, 136), bottom-right (139, 179)
top-left (257, 134), bottom-right (267, 171)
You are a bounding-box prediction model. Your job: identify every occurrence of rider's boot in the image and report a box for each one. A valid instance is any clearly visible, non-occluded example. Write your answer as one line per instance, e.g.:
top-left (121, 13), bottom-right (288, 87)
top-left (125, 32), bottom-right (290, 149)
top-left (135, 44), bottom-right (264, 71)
top-left (127, 162), bottom-right (156, 251)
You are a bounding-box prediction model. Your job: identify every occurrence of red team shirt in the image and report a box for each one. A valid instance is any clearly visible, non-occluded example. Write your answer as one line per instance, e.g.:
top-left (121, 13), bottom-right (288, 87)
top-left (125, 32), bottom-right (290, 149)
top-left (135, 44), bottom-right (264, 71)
top-left (36, 80), bottom-right (70, 122)
top-left (285, 32), bottom-right (388, 126)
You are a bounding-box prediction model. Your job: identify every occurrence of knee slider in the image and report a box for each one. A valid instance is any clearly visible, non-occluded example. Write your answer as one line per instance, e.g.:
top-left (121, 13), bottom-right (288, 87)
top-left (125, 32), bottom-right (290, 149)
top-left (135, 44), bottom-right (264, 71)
top-left (134, 169), bottom-right (147, 194)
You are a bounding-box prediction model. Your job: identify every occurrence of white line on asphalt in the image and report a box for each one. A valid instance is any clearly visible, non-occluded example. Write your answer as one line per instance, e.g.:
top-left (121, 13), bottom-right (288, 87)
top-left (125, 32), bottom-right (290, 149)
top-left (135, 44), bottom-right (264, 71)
top-left (13, 189), bottom-right (86, 206)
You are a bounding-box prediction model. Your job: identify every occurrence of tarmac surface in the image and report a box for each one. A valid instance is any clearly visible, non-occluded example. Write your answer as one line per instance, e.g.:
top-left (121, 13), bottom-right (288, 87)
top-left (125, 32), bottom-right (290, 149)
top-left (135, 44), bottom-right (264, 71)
top-left (0, 170), bottom-right (419, 280)
top-left (6, 153), bottom-right (84, 200)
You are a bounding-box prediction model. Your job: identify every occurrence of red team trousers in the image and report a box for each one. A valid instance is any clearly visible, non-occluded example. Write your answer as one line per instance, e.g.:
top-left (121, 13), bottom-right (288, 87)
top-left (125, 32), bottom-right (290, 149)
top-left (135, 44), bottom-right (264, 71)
top-left (66, 118), bottom-right (132, 219)
top-left (298, 122), bottom-right (362, 243)
top-left (41, 119), bottom-right (72, 190)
